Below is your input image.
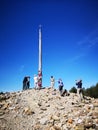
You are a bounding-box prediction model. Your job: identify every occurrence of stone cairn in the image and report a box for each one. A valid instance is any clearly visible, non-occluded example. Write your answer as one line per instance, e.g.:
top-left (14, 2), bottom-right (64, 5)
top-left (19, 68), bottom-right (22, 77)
top-left (0, 88), bottom-right (98, 130)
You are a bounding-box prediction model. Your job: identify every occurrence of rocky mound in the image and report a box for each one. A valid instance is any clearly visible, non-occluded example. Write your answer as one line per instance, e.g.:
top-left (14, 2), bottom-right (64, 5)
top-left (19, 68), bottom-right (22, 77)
top-left (0, 88), bottom-right (98, 130)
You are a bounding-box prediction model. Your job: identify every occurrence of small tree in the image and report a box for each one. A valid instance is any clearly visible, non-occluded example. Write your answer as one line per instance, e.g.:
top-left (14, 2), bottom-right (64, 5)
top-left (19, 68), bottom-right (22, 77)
top-left (84, 83), bottom-right (98, 98)
top-left (69, 86), bottom-right (77, 93)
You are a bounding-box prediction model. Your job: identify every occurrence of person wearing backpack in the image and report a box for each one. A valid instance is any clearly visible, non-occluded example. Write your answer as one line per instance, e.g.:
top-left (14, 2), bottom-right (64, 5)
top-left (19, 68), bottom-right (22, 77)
top-left (76, 79), bottom-right (83, 102)
top-left (58, 79), bottom-right (64, 96)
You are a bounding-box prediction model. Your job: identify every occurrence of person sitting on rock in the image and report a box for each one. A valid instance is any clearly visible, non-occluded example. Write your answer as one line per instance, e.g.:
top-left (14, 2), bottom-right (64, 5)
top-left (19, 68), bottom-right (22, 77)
top-left (61, 89), bottom-right (68, 96)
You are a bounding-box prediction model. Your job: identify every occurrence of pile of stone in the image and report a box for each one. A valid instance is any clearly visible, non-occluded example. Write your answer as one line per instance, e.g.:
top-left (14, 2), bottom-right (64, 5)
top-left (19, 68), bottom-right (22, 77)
top-left (0, 88), bottom-right (98, 130)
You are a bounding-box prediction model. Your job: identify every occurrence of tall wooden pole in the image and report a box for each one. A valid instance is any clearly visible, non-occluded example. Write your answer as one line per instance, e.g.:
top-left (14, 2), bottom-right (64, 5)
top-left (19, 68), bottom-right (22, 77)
top-left (38, 25), bottom-right (42, 88)
top-left (39, 25), bottom-right (42, 71)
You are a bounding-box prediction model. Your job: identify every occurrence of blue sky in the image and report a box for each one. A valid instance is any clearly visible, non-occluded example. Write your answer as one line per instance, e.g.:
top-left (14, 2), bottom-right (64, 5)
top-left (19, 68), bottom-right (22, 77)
top-left (0, 0), bottom-right (98, 92)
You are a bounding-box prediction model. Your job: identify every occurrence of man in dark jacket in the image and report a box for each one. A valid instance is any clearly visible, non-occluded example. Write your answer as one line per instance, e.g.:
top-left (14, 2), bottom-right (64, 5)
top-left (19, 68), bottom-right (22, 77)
top-left (23, 76), bottom-right (30, 90)
top-left (76, 79), bottom-right (83, 102)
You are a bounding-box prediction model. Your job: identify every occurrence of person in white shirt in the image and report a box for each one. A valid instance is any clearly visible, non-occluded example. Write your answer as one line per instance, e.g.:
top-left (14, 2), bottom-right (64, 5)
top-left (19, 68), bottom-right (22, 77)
top-left (34, 74), bottom-right (38, 89)
top-left (50, 76), bottom-right (55, 88)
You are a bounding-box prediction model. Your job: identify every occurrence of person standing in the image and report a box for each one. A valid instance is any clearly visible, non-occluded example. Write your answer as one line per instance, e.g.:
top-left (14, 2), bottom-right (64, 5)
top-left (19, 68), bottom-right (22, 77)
top-left (58, 79), bottom-right (64, 96)
top-left (26, 76), bottom-right (30, 89)
top-left (23, 77), bottom-right (27, 90)
top-left (50, 76), bottom-right (55, 88)
top-left (23, 76), bottom-right (30, 90)
top-left (34, 74), bottom-right (38, 89)
top-left (76, 79), bottom-right (83, 102)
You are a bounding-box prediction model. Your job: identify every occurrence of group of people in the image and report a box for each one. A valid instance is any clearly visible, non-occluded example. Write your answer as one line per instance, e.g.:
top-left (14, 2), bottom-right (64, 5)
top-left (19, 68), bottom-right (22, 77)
top-left (50, 76), bottom-right (68, 96)
top-left (50, 76), bottom-right (83, 101)
top-left (23, 71), bottom-right (42, 90)
top-left (23, 74), bottom-right (83, 102)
